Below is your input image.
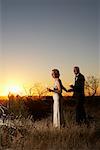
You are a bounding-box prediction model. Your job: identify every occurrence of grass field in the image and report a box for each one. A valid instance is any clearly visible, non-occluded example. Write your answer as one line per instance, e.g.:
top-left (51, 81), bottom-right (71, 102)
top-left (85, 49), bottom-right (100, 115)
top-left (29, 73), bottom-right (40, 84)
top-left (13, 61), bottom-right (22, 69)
top-left (0, 96), bottom-right (100, 150)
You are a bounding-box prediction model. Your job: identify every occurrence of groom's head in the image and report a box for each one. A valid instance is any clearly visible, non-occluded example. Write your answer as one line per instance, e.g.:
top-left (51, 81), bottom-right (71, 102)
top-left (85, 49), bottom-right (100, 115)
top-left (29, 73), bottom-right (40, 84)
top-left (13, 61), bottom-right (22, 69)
top-left (74, 66), bottom-right (80, 75)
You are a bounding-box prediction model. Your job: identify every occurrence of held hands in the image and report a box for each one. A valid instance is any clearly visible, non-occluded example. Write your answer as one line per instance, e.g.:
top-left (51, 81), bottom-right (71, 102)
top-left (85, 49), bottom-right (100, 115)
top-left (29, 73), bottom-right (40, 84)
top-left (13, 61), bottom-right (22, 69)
top-left (47, 85), bottom-right (74, 93)
top-left (67, 89), bottom-right (73, 92)
top-left (70, 84), bottom-right (74, 88)
top-left (67, 84), bottom-right (74, 92)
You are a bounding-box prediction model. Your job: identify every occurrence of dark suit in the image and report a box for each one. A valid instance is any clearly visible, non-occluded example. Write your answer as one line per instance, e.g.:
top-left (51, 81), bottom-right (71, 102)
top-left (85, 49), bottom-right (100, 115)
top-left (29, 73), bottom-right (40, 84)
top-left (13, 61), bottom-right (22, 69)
top-left (72, 73), bottom-right (86, 124)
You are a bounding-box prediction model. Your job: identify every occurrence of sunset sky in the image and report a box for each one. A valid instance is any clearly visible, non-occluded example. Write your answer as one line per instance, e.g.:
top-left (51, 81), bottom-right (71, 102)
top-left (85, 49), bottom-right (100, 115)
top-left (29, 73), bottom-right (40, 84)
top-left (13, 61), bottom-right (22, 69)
top-left (0, 0), bottom-right (100, 96)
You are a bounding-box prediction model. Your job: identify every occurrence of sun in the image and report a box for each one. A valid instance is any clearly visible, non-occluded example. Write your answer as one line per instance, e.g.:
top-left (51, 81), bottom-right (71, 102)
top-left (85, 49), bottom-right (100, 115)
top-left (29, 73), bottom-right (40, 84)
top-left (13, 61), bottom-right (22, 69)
top-left (9, 86), bottom-right (21, 94)
top-left (3, 84), bottom-right (23, 96)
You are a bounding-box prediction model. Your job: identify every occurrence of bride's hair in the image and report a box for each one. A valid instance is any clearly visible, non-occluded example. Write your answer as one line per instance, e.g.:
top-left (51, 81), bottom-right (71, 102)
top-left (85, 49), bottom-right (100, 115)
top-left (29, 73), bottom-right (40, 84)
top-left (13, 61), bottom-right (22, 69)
top-left (52, 69), bottom-right (60, 78)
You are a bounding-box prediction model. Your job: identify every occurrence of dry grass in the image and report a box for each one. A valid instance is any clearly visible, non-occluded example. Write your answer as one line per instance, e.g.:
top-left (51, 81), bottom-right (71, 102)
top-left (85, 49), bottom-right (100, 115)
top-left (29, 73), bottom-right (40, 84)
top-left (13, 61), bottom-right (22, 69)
top-left (0, 97), bottom-right (100, 150)
top-left (0, 115), bottom-right (100, 150)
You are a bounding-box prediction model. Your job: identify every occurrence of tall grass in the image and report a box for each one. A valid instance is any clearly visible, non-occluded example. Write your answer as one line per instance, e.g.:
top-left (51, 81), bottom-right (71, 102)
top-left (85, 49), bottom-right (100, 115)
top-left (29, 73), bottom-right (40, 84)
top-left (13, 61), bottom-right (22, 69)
top-left (0, 96), bottom-right (100, 150)
top-left (0, 116), bottom-right (99, 150)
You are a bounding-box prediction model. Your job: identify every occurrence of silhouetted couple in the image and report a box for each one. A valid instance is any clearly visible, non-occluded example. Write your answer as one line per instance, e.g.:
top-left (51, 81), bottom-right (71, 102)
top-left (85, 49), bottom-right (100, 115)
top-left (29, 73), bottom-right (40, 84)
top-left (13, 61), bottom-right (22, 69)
top-left (47, 66), bottom-right (86, 129)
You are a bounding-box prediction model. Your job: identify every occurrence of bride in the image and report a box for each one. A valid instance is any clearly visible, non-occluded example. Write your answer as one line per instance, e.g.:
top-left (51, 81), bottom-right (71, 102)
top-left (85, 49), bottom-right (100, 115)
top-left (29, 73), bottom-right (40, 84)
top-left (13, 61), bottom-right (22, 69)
top-left (47, 69), bottom-right (67, 128)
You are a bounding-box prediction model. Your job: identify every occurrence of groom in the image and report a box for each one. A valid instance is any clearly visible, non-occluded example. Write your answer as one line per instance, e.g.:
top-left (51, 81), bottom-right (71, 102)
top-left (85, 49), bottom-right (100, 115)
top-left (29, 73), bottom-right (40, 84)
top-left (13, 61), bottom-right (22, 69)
top-left (68, 66), bottom-right (86, 124)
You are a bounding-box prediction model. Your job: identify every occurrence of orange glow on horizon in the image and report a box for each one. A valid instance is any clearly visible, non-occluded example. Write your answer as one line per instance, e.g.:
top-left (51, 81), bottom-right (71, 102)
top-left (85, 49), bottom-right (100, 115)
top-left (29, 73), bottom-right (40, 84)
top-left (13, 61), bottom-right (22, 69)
top-left (0, 79), bottom-right (100, 97)
top-left (1, 83), bottom-right (24, 96)
top-left (5, 86), bottom-right (22, 96)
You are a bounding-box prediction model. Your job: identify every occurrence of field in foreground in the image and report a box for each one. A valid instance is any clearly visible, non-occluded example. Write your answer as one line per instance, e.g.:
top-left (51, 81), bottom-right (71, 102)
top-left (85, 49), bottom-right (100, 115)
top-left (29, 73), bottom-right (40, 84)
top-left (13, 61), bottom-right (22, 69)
top-left (0, 96), bottom-right (100, 150)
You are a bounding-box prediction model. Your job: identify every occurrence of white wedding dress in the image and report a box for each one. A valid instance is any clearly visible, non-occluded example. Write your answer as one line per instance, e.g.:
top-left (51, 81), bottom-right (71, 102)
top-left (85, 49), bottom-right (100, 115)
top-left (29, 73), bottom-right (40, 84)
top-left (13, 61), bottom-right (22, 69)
top-left (53, 80), bottom-right (60, 128)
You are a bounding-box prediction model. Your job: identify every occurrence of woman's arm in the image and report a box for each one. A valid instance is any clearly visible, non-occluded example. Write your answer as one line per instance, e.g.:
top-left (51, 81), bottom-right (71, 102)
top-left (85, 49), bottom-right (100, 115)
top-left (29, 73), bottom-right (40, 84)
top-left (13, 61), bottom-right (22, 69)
top-left (62, 85), bottom-right (67, 92)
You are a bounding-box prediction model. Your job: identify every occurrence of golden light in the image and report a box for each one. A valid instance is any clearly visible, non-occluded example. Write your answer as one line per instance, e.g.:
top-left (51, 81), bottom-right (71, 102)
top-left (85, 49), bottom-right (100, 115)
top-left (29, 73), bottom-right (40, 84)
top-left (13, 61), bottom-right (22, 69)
top-left (3, 84), bottom-right (23, 96)
top-left (9, 86), bottom-right (20, 94)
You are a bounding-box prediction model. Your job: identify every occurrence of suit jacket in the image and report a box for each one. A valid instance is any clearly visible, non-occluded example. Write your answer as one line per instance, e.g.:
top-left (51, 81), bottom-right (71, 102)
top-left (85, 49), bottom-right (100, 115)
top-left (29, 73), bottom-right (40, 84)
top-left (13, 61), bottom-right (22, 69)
top-left (73, 73), bottom-right (85, 98)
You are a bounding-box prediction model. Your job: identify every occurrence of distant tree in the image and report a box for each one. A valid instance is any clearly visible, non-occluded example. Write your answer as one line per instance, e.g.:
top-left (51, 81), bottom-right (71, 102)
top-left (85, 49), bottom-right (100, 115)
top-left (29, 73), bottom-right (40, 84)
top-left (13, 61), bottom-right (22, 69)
top-left (85, 76), bottom-right (100, 96)
top-left (23, 85), bottom-right (34, 96)
top-left (23, 83), bottom-right (48, 99)
top-left (32, 83), bottom-right (48, 99)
